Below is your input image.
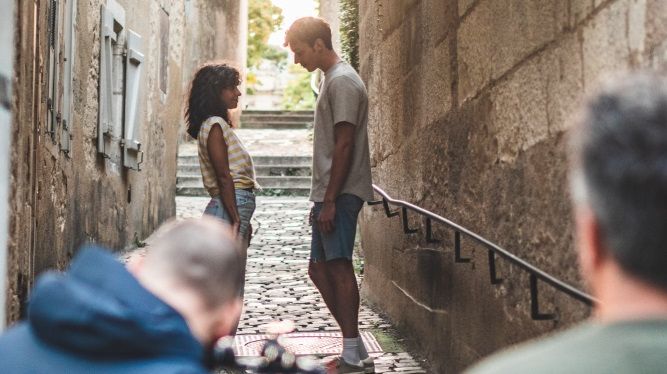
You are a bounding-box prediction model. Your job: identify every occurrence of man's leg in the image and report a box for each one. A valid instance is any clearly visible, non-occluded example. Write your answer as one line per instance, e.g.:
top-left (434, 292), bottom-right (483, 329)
top-left (312, 195), bottom-right (368, 371)
top-left (324, 259), bottom-right (359, 338)
top-left (308, 260), bottom-right (343, 327)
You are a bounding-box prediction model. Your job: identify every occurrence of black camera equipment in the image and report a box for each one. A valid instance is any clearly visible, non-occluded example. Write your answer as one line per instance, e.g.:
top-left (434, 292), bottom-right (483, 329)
top-left (213, 334), bottom-right (325, 373)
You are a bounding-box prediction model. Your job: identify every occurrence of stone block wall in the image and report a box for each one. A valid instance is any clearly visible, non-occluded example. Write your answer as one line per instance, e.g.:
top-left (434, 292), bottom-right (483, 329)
top-left (320, 0), bottom-right (342, 54)
top-left (6, 0), bottom-right (246, 324)
top-left (182, 0), bottom-right (248, 128)
top-left (358, 0), bottom-right (667, 372)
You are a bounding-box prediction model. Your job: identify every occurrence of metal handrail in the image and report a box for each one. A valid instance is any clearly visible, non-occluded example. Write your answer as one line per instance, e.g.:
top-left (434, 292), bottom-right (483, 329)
top-left (370, 184), bottom-right (596, 321)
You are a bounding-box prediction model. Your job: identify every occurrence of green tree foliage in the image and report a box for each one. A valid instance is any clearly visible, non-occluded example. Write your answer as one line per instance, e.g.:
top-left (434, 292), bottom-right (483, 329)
top-left (247, 0), bottom-right (286, 69)
top-left (282, 65), bottom-right (315, 110)
top-left (340, 0), bottom-right (359, 71)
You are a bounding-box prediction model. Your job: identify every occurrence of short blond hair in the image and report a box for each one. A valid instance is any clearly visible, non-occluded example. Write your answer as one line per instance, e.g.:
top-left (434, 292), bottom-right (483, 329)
top-left (143, 217), bottom-right (243, 309)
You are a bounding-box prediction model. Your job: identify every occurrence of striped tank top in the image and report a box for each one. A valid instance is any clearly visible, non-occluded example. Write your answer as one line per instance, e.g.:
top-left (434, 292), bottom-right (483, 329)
top-left (197, 116), bottom-right (257, 197)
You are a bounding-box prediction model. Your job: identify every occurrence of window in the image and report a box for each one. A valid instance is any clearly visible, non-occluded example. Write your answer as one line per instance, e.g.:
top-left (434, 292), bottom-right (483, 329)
top-left (98, 0), bottom-right (144, 170)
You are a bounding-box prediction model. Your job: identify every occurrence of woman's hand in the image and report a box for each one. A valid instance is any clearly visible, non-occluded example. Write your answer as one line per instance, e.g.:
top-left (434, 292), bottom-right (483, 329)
top-left (231, 217), bottom-right (241, 236)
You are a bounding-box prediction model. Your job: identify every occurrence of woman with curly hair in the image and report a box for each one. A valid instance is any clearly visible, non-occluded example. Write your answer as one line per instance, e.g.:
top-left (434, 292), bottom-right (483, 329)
top-left (185, 63), bottom-right (257, 316)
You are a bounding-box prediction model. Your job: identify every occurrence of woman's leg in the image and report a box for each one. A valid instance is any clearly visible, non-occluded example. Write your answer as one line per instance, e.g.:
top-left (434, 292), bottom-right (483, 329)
top-left (235, 190), bottom-right (256, 291)
top-left (229, 190), bottom-right (255, 335)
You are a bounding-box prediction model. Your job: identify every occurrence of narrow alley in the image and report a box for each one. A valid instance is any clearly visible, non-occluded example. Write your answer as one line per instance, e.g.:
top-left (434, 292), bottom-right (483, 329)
top-left (176, 121), bottom-right (431, 373)
top-left (3, 1), bottom-right (667, 373)
top-left (177, 196), bottom-right (428, 373)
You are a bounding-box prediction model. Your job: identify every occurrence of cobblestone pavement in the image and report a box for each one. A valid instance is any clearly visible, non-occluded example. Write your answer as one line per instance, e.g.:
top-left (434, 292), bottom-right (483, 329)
top-left (176, 196), bottom-right (431, 373)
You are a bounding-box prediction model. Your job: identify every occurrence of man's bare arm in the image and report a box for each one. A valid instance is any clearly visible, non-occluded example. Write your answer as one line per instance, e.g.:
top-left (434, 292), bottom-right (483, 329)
top-left (318, 122), bottom-right (355, 233)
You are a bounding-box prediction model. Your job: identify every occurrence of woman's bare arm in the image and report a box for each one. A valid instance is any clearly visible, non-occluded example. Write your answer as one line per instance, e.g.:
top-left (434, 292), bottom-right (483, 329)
top-left (207, 123), bottom-right (240, 232)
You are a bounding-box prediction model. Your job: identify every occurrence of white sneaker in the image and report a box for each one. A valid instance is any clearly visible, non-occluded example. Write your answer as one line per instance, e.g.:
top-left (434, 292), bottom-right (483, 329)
top-left (325, 356), bottom-right (365, 374)
top-left (361, 357), bottom-right (375, 373)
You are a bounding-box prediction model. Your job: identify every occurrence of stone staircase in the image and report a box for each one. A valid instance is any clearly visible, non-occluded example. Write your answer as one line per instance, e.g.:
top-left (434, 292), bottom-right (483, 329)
top-left (176, 154), bottom-right (312, 197)
top-left (176, 110), bottom-right (313, 197)
top-left (240, 110), bottom-right (314, 129)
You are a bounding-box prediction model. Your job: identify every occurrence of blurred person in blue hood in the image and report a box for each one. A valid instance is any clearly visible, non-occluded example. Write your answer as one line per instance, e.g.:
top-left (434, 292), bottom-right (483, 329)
top-left (0, 216), bottom-right (244, 373)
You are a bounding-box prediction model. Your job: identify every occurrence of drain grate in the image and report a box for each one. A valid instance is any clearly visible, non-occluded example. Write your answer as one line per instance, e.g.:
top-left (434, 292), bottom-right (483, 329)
top-left (234, 331), bottom-right (383, 357)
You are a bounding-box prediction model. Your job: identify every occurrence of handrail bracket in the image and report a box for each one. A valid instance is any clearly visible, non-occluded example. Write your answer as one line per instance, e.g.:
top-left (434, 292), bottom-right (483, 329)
top-left (454, 231), bottom-right (471, 263)
top-left (488, 250), bottom-right (503, 284)
top-left (425, 217), bottom-right (440, 243)
top-left (401, 207), bottom-right (419, 234)
top-left (530, 274), bottom-right (556, 321)
top-left (382, 198), bottom-right (399, 218)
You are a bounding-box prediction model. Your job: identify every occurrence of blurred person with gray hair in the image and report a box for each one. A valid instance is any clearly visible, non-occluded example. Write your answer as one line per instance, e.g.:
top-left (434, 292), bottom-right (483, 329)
top-left (0, 216), bottom-right (244, 373)
top-left (467, 71), bottom-right (667, 373)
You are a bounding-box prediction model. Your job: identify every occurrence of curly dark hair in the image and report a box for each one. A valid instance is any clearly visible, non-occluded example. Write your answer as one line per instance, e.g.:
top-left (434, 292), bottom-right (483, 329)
top-left (185, 63), bottom-right (241, 139)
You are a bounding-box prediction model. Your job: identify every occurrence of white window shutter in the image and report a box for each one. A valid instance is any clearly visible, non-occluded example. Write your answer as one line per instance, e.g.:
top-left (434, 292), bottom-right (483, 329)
top-left (97, 5), bottom-right (116, 156)
top-left (47, 0), bottom-right (59, 138)
top-left (60, 0), bottom-right (75, 154)
top-left (122, 30), bottom-right (144, 171)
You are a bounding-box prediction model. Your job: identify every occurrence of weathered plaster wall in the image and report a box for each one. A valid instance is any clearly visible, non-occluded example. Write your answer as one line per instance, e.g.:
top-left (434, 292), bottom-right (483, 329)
top-left (7, 0), bottom-right (245, 323)
top-left (320, 0), bottom-right (342, 54)
top-left (182, 0), bottom-right (248, 128)
top-left (358, 0), bottom-right (667, 372)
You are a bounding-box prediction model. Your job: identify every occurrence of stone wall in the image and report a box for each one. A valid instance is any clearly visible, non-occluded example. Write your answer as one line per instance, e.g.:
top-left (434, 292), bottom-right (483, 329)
top-left (6, 0), bottom-right (246, 324)
top-left (357, 0), bottom-right (667, 372)
top-left (320, 0), bottom-right (342, 54)
top-left (182, 0), bottom-right (248, 128)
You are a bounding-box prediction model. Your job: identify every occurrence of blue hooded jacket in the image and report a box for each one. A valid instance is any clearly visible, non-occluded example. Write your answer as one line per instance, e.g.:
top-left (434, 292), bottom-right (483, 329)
top-left (0, 245), bottom-right (208, 373)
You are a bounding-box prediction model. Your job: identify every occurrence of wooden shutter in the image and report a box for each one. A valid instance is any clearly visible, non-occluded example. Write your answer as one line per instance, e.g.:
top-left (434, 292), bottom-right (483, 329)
top-left (98, 5), bottom-right (115, 155)
top-left (60, 0), bottom-right (75, 154)
top-left (122, 30), bottom-right (144, 170)
top-left (47, 0), bottom-right (59, 138)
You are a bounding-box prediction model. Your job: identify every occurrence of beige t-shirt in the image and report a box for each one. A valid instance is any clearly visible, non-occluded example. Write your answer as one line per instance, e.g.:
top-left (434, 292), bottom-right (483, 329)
top-left (309, 61), bottom-right (374, 202)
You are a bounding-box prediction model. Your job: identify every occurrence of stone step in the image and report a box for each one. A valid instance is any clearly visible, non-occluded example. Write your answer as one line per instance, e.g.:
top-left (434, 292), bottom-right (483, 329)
top-left (178, 155), bottom-right (312, 167)
top-left (256, 176), bottom-right (311, 189)
top-left (175, 183), bottom-right (310, 197)
top-left (255, 187), bottom-right (310, 197)
top-left (176, 175), bottom-right (205, 186)
top-left (178, 163), bottom-right (201, 174)
top-left (177, 175), bottom-right (311, 189)
top-left (178, 163), bottom-right (312, 176)
top-left (255, 165), bottom-right (311, 176)
top-left (240, 114), bottom-right (314, 122)
top-left (176, 185), bottom-right (207, 197)
top-left (242, 110), bottom-right (313, 116)
top-left (253, 156), bottom-right (312, 166)
top-left (240, 121), bottom-right (311, 130)
top-left (240, 109), bottom-right (314, 130)
top-left (177, 155), bottom-right (199, 165)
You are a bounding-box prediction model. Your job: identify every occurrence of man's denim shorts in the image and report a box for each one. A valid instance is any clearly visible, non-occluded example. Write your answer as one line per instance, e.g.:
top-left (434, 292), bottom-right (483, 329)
top-left (310, 193), bottom-right (364, 262)
top-left (203, 189), bottom-right (256, 240)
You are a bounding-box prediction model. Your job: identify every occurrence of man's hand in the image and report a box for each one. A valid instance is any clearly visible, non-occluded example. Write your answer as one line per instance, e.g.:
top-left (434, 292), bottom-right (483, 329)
top-left (318, 201), bottom-right (336, 234)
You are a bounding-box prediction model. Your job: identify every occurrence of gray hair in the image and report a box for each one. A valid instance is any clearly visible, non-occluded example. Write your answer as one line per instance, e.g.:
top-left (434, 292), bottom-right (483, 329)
top-left (142, 217), bottom-right (243, 309)
top-left (569, 71), bottom-right (667, 289)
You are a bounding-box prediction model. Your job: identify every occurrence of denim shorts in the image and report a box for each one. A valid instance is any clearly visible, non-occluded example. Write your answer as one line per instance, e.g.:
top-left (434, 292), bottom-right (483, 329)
top-left (203, 189), bottom-right (256, 240)
top-left (310, 193), bottom-right (364, 262)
